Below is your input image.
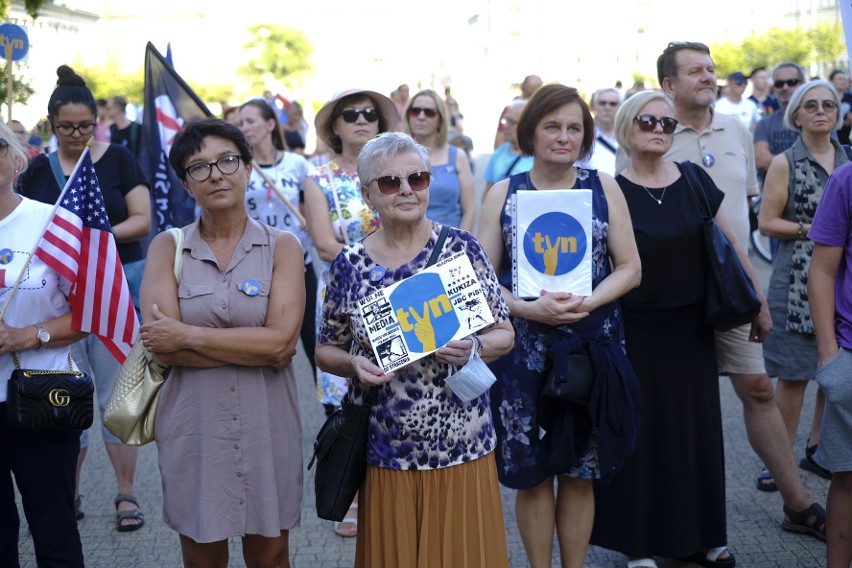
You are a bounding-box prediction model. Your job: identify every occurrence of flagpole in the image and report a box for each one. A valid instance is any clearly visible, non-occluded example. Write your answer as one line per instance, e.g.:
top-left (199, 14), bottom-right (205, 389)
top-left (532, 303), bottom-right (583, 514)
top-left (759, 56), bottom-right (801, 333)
top-left (0, 146), bottom-right (93, 321)
top-left (251, 159), bottom-right (307, 227)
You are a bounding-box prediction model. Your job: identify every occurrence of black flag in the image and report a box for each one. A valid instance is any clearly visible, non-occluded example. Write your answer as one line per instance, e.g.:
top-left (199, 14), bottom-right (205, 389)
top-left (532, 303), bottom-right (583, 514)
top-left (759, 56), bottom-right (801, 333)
top-left (139, 42), bottom-right (212, 234)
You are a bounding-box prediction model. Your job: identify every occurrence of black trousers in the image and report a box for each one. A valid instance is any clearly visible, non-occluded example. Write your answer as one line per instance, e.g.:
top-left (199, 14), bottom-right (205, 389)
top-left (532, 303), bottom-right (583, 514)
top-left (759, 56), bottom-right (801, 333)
top-left (0, 403), bottom-right (84, 568)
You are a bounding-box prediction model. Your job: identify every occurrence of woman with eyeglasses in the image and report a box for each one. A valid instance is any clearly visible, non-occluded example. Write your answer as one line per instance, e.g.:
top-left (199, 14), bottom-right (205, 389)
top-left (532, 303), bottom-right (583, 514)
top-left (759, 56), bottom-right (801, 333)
top-left (16, 65), bottom-right (151, 532)
top-left (303, 88), bottom-right (396, 537)
top-left (404, 89), bottom-right (475, 231)
top-left (239, 99), bottom-right (318, 390)
top-left (589, 90), bottom-right (753, 568)
top-left (316, 131), bottom-right (514, 567)
top-left (139, 118), bottom-right (305, 567)
top-left (479, 84), bottom-right (641, 568)
top-left (758, 80), bottom-right (848, 491)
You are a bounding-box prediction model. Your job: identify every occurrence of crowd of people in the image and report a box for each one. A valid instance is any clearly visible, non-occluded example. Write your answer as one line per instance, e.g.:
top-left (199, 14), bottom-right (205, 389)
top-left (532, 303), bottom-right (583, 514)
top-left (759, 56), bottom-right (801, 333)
top-left (2, 37), bottom-right (852, 568)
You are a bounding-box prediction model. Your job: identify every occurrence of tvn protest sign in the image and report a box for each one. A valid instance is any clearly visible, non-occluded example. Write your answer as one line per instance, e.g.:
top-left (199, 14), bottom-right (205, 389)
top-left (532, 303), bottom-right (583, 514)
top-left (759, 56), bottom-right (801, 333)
top-left (358, 252), bottom-right (494, 373)
top-left (512, 189), bottom-right (593, 298)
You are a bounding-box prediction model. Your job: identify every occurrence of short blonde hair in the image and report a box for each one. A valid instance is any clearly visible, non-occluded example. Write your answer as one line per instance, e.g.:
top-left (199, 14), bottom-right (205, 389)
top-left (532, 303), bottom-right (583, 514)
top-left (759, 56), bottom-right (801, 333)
top-left (404, 89), bottom-right (449, 147)
top-left (1, 121), bottom-right (30, 177)
top-left (614, 90), bottom-right (676, 156)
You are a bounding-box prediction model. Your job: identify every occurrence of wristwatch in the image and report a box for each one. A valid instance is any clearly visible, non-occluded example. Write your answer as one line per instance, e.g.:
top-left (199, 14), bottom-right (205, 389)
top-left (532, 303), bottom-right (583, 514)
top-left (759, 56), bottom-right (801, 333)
top-left (35, 324), bottom-right (51, 350)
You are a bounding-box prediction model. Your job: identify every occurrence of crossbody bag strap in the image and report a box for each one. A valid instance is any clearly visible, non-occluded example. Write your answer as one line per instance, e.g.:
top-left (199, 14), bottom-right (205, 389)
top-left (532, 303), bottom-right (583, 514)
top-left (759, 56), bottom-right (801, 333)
top-left (48, 151), bottom-right (66, 190)
top-left (502, 154), bottom-right (524, 180)
top-left (595, 134), bottom-right (617, 155)
top-left (425, 224), bottom-right (450, 268)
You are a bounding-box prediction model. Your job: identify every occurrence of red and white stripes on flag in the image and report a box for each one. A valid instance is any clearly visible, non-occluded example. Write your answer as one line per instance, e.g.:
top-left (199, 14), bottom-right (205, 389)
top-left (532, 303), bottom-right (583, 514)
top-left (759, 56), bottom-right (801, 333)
top-left (34, 149), bottom-right (139, 362)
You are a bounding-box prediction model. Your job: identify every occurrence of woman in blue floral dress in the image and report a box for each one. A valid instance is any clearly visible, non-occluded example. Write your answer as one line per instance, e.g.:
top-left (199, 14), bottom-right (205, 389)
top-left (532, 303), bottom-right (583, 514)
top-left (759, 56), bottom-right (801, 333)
top-left (303, 87), bottom-right (397, 537)
top-left (479, 84), bottom-right (641, 568)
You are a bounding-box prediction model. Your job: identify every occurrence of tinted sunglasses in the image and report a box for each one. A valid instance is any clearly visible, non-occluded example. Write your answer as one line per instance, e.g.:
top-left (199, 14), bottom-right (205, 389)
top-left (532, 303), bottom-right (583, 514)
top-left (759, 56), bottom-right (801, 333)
top-left (633, 114), bottom-right (678, 134)
top-left (802, 99), bottom-right (838, 113)
top-left (774, 78), bottom-right (801, 89)
top-left (597, 101), bottom-right (619, 107)
top-left (340, 108), bottom-right (378, 123)
top-left (369, 171), bottom-right (431, 195)
top-left (408, 106), bottom-right (439, 118)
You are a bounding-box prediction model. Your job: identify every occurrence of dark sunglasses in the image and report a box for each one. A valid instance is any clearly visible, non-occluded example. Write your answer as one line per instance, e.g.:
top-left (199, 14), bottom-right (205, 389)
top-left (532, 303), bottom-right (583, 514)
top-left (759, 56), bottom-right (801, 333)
top-left (774, 78), bottom-right (801, 89)
top-left (0, 138), bottom-right (7, 155)
top-left (733, 79), bottom-right (746, 86)
top-left (597, 101), bottom-right (619, 107)
top-left (340, 108), bottom-right (378, 123)
top-left (633, 114), bottom-right (678, 134)
top-left (369, 171), bottom-right (431, 195)
top-left (408, 106), bottom-right (439, 118)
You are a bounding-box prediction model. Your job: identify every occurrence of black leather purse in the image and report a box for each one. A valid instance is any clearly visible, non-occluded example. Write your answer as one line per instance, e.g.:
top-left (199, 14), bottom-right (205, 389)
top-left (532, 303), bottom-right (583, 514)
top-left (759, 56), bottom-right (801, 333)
top-left (543, 333), bottom-right (594, 406)
top-left (6, 352), bottom-right (94, 431)
top-left (307, 390), bottom-right (376, 522)
top-left (681, 161), bottom-right (761, 331)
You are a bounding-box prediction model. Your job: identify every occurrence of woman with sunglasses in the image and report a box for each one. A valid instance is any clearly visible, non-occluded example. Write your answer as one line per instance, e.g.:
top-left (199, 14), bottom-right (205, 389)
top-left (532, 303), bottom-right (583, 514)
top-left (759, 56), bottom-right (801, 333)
top-left (304, 88), bottom-right (396, 537)
top-left (479, 84), bottom-right (641, 568)
top-left (758, 80), bottom-right (848, 490)
top-left (139, 118), bottom-right (305, 567)
top-left (590, 90), bottom-right (753, 568)
top-left (239, 99), bottom-right (318, 391)
top-left (317, 131), bottom-right (514, 567)
top-left (16, 65), bottom-right (151, 532)
top-left (404, 89), bottom-right (475, 231)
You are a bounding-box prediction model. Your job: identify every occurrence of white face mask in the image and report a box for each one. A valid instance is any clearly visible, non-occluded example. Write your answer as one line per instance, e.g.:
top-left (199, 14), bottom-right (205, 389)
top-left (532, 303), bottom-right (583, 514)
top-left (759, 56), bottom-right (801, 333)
top-left (444, 347), bottom-right (495, 402)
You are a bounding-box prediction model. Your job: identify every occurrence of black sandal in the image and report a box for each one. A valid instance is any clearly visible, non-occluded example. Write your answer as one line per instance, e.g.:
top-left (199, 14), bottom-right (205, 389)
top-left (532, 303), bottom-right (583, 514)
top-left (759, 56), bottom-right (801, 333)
top-left (799, 444), bottom-right (832, 480)
top-left (781, 503), bottom-right (827, 542)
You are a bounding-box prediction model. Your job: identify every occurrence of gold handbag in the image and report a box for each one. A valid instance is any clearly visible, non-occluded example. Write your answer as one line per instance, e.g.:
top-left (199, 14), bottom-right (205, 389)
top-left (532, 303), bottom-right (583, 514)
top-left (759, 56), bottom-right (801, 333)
top-left (104, 228), bottom-right (183, 446)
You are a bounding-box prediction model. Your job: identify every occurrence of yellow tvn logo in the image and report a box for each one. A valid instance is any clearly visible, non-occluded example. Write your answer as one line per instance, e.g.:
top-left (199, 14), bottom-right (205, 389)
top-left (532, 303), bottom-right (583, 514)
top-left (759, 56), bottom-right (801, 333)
top-left (48, 388), bottom-right (71, 407)
top-left (523, 212), bottom-right (587, 276)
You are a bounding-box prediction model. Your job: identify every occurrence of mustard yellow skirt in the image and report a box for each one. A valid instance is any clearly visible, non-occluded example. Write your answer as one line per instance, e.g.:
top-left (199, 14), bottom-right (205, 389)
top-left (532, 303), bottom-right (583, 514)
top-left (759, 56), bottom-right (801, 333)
top-left (354, 452), bottom-right (509, 568)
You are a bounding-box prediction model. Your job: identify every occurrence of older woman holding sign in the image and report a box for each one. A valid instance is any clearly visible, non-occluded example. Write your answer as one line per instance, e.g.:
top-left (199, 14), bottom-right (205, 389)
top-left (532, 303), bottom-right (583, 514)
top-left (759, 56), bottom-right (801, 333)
top-left (316, 132), bottom-right (514, 567)
top-left (479, 84), bottom-right (641, 568)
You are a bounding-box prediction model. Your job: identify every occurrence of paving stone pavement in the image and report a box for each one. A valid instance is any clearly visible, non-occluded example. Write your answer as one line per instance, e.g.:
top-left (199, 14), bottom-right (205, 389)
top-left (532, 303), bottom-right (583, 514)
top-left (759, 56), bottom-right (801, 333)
top-left (16, 253), bottom-right (828, 568)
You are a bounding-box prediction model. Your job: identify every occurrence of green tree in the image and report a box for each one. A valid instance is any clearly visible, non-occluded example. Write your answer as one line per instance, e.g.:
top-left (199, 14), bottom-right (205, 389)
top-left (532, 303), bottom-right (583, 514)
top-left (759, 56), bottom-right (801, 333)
top-left (78, 62), bottom-right (144, 104)
top-left (0, 63), bottom-right (34, 104)
top-left (710, 23), bottom-right (845, 78)
top-left (0, 0), bottom-right (49, 19)
top-left (239, 25), bottom-right (313, 92)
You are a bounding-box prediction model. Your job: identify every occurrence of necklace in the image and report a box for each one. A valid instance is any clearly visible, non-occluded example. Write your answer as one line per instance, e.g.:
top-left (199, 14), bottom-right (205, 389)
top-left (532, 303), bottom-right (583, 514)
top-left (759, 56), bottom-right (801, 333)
top-left (640, 183), bottom-right (669, 205)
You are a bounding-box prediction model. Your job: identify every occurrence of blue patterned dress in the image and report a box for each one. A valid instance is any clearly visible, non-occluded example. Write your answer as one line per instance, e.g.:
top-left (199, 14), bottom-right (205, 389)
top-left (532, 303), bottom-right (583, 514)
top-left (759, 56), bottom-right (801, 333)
top-left (489, 169), bottom-right (627, 487)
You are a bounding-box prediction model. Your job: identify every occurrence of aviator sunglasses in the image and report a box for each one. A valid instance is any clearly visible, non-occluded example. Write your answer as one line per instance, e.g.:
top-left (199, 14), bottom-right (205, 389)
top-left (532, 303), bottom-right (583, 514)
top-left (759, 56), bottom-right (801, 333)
top-left (634, 114), bottom-right (678, 134)
top-left (408, 106), bottom-right (439, 118)
top-left (774, 78), bottom-right (801, 89)
top-left (368, 171), bottom-right (431, 195)
top-left (340, 108), bottom-right (379, 123)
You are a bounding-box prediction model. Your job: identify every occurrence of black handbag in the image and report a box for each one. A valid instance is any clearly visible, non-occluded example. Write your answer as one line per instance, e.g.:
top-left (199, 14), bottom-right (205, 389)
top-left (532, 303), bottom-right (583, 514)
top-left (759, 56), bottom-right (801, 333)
top-left (6, 352), bottom-right (94, 431)
top-left (307, 390), bottom-right (376, 522)
top-left (543, 333), bottom-right (594, 406)
top-left (681, 161), bottom-right (761, 331)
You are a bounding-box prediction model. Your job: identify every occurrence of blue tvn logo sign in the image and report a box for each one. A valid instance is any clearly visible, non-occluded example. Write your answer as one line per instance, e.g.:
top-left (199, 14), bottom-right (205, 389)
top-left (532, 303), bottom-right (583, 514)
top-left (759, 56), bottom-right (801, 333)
top-left (523, 212), bottom-right (587, 276)
top-left (390, 272), bottom-right (460, 352)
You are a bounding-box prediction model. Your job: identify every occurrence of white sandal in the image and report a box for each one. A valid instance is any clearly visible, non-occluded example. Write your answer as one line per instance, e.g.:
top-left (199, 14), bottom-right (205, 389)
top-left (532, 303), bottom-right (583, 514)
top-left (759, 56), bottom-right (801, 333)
top-left (626, 559), bottom-right (658, 568)
top-left (333, 503), bottom-right (358, 537)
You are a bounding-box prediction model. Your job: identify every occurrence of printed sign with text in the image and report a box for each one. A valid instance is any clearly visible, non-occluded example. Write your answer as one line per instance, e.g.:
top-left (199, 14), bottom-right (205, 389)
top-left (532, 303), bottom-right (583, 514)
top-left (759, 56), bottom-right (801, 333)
top-left (358, 252), bottom-right (495, 373)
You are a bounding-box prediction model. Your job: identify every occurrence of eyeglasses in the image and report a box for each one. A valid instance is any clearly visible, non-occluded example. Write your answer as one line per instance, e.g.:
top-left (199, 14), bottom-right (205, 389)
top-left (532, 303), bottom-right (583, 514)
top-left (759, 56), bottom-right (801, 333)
top-left (633, 114), bottom-right (678, 134)
top-left (408, 106), bottom-right (439, 118)
top-left (774, 78), bottom-right (801, 89)
top-left (368, 171), bottom-right (431, 195)
top-left (184, 154), bottom-right (242, 182)
top-left (339, 108), bottom-right (378, 123)
top-left (500, 117), bottom-right (518, 127)
top-left (597, 101), bottom-right (620, 107)
top-left (802, 99), bottom-right (838, 113)
top-left (0, 138), bottom-right (8, 156)
top-left (733, 79), bottom-right (746, 86)
top-left (55, 122), bottom-right (96, 136)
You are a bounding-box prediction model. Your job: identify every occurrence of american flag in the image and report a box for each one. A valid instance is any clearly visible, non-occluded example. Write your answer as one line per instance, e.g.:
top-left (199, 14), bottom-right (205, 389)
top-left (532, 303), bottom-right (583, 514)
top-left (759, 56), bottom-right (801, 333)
top-left (34, 149), bottom-right (139, 363)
